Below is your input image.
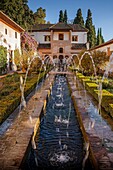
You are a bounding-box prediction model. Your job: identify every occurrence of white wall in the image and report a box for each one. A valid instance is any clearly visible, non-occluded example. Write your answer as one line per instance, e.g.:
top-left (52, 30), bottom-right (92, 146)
top-left (71, 32), bottom-right (87, 43)
top-left (0, 21), bottom-right (21, 51)
top-left (0, 21), bottom-right (21, 71)
top-left (95, 44), bottom-right (113, 53)
top-left (30, 32), bottom-right (51, 44)
top-left (53, 32), bottom-right (69, 40)
top-left (29, 31), bottom-right (87, 44)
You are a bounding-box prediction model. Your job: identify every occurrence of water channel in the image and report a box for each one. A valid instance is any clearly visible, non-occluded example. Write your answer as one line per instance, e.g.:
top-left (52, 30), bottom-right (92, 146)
top-left (24, 75), bottom-right (93, 170)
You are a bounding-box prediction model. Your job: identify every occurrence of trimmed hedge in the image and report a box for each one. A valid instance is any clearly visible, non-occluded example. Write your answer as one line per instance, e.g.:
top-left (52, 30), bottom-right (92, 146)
top-left (109, 104), bottom-right (113, 118)
top-left (76, 72), bottom-right (113, 118)
top-left (85, 83), bottom-right (98, 94)
top-left (0, 72), bottom-right (45, 125)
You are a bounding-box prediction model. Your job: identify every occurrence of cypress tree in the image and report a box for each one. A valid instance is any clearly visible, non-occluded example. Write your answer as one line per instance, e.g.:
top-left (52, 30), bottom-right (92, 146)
top-left (59, 10), bottom-right (64, 22)
top-left (73, 8), bottom-right (84, 27)
top-left (63, 10), bottom-right (68, 23)
top-left (85, 9), bottom-right (96, 48)
top-left (96, 28), bottom-right (104, 45)
top-left (100, 28), bottom-right (105, 43)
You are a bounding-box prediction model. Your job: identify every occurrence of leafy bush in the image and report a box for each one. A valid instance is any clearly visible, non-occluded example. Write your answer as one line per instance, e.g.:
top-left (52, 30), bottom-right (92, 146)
top-left (0, 72), bottom-right (45, 125)
top-left (0, 46), bottom-right (7, 74)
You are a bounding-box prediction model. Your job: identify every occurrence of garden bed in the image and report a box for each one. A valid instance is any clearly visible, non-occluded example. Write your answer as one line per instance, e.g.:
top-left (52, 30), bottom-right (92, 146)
top-left (76, 72), bottom-right (113, 118)
top-left (0, 72), bottom-right (46, 125)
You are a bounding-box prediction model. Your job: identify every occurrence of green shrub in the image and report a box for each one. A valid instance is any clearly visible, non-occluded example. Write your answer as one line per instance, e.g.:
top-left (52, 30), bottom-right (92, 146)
top-left (109, 104), bottom-right (113, 118)
top-left (0, 72), bottom-right (45, 125)
top-left (0, 46), bottom-right (7, 74)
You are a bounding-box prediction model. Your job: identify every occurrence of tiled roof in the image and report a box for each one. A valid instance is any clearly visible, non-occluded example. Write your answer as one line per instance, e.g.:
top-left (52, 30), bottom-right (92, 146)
top-left (90, 38), bottom-right (113, 51)
top-left (71, 43), bottom-right (86, 50)
top-left (49, 22), bottom-right (72, 30)
top-left (31, 24), bottom-right (53, 31)
top-left (38, 43), bottom-right (51, 49)
top-left (30, 23), bottom-right (88, 32)
top-left (0, 10), bottom-right (24, 32)
top-left (69, 24), bottom-right (88, 32)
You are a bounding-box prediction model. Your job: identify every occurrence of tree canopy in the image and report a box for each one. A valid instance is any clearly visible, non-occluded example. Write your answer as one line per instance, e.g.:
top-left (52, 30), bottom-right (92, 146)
top-left (85, 9), bottom-right (97, 48)
top-left (73, 8), bottom-right (84, 27)
top-left (0, 0), bottom-right (34, 30)
top-left (59, 10), bottom-right (64, 22)
top-left (34, 7), bottom-right (46, 24)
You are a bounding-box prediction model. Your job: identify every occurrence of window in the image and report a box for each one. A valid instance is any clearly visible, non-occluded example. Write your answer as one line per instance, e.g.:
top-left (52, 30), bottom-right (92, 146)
top-left (5, 28), bottom-right (7, 35)
top-left (44, 35), bottom-right (50, 41)
top-left (72, 35), bottom-right (78, 41)
top-left (15, 32), bottom-right (17, 39)
top-left (59, 48), bottom-right (63, 53)
top-left (59, 34), bottom-right (64, 40)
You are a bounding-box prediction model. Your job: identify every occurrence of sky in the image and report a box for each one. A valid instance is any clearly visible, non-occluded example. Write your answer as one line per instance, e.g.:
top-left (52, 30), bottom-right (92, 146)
top-left (28, 0), bottom-right (113, 42)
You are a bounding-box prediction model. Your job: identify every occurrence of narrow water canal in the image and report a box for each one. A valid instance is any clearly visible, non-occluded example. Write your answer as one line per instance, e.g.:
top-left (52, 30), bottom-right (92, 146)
top-left (24, 75), bottom-right (92, 170)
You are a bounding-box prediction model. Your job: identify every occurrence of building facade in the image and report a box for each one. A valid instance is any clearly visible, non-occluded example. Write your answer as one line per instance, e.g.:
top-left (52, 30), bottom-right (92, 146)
top-left (90, 39), bottom-right (113, 56)
top-left (29, 22), bottom-right (88, 64)
top-left (0, 10), bottom-right (24, 71)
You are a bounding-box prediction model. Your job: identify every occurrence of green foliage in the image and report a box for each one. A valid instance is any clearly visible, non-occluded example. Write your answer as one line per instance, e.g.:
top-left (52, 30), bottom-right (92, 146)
top-left (0, 0), bottom-right (34, 30)
top-left (109, 104), bottom-right (113, 118)
top-left (64, 10), bottom-right (68, 23)
top-left (73, 8), bottom-right (84, 27)
top-left (78, 50), bottom-right (109, 76)
top-left (85, 9), bottom-right (96, 48)
top-left (96, 28), bottom-right (105, 45)
top-left (59, 10), bottom-right (64, 22)
top-left (34, 7), bottom-right (46, 24)
top-left (0, 72), bottom-right (46, 125)
top-left (0, 46), bottom-right (7, 74)
top-left (14, 49), bottom-right (21, 70)
top-left (92, 50), bottom-right (109, 73)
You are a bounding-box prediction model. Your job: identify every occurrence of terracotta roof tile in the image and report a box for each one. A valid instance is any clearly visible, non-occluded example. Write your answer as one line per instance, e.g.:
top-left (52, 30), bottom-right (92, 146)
top-left (30, 23), bottom-right (88, 32)
top-left (49, 22), bottom-right (72, 30)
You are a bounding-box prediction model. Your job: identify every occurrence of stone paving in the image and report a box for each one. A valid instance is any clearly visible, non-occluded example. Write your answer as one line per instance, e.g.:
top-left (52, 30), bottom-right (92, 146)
top-left (0, 74), bottom-right (55, 170)
top-left (67, 75), bottom-right (113, 170)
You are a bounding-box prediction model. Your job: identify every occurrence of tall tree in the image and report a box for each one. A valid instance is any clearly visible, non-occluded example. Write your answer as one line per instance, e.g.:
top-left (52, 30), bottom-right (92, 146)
top-left (63, 10), bottom-right (68, 23)
top-left (59, 10), bottom-right (64, 22)
top-left (100, 28), bottom-right (104, 43)
top-left (92, 25), bottom-right (97, 47)
top-left (96, 28), bottom-right (104, 45)
top-left (0, 0), bottom-right (34, 30)
top-left (73, 8), bottom-right (84, 27)
top-left (34, 7), bottom-right (46, 24)
top-left (85, 9), bottom-right (96, 48)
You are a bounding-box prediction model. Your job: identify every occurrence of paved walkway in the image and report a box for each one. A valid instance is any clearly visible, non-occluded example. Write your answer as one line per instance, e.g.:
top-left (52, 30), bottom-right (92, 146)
top-left (0, 74), bottom-right (55, 170)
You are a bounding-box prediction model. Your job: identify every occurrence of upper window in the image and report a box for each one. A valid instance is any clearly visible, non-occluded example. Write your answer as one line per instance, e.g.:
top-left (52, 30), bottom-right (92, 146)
top-left (59, 48), bottom-right (63, 53)
top-left (59, 34), bottom-right (64, 40)
top-left (5, 28), bottom-right (7, 35)
top-left (44, 35), bottom-right (51, 41)
top-left (72, 35), bottom-right (78, 42)
top-left (15, 32), bottom-right (17, 39)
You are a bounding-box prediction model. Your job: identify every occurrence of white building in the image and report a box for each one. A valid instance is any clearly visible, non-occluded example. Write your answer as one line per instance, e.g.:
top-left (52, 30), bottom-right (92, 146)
top-left (0, 10), bottom-right (24, 71)
top-left (29, 22), bottom-right (88, 63)
top-left (90, 39), bottom-right (113, 56)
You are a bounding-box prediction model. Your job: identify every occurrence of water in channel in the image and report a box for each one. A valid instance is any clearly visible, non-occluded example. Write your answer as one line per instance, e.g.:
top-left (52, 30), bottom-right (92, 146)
top-left (24, 75), bottom-right (91, 170)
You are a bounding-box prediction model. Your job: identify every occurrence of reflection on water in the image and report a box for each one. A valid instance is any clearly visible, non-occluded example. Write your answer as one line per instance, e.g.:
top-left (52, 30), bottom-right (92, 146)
top-left (24, 75), bottom-right (92, 170)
